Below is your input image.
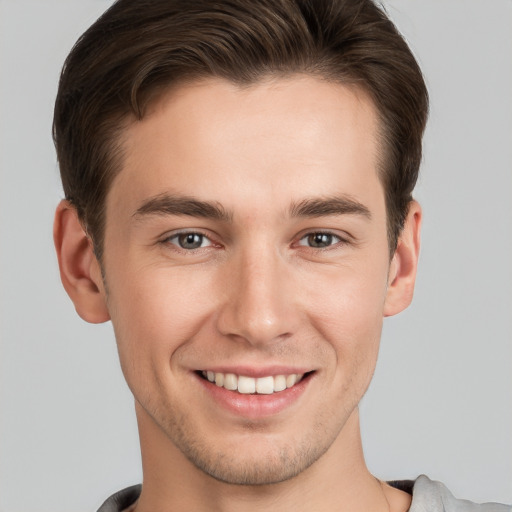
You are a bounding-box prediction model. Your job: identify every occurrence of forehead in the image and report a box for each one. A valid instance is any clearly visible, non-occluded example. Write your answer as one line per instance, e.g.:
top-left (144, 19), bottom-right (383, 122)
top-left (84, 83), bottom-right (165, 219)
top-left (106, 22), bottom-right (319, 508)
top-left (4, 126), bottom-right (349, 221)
top-left (110, 75), bottom-right (383, 219)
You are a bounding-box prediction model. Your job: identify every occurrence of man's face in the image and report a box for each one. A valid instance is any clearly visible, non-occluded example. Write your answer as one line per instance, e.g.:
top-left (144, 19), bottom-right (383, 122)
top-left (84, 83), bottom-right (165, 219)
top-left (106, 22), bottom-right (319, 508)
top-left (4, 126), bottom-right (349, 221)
top-left (101, 76), bottom-right (397, 484)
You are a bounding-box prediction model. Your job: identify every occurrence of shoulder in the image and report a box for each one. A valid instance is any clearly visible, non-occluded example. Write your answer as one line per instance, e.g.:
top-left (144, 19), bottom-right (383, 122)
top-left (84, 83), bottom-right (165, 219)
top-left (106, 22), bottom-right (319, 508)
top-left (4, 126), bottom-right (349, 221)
top-left (96, 478), bottom-right (511, 512)
top-left (96, 484), bottom-right (141, 512)
top-left (391, 475), bottom-right (511, 512)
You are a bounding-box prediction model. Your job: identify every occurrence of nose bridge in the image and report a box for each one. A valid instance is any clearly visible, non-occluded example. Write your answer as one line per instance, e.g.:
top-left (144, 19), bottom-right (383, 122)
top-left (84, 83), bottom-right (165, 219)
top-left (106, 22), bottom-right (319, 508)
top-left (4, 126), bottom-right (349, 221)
top-left (217, 241), bottom-right (295, 345)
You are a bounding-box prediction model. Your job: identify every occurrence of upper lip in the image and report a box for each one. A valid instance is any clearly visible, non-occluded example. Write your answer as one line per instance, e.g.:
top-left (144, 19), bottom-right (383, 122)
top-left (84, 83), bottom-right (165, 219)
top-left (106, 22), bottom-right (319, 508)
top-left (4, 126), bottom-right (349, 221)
top-left (197, 366), bottom-right (314, 378)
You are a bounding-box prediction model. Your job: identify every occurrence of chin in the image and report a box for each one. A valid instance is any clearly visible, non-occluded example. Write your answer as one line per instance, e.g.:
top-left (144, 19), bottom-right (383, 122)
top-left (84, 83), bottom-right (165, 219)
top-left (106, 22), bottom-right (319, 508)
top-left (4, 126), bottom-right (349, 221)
top-left (163, 413), bottom-right (345, 487)
top-left (184, 440), bottom-right (322, 486)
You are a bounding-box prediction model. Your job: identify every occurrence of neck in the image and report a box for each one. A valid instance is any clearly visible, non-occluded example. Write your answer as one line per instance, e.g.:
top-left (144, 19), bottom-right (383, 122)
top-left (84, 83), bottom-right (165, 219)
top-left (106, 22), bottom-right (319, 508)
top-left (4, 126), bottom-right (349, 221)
top-left (133, 404), bottom-right (395, 512)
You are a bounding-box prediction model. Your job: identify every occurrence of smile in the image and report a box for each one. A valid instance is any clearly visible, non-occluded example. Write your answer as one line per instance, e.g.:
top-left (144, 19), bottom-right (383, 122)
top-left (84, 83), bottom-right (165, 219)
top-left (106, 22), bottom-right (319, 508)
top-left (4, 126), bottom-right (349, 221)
top-left (201, 371), bottom-right (305, 395)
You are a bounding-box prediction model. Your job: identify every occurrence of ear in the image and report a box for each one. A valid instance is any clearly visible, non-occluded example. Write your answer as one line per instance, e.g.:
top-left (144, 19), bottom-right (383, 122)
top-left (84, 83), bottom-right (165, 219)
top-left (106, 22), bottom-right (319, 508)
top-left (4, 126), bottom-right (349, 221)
top-left (383, 200), bottom-right (422, 317)
top-left (53, 200), bottom-right (110, 323)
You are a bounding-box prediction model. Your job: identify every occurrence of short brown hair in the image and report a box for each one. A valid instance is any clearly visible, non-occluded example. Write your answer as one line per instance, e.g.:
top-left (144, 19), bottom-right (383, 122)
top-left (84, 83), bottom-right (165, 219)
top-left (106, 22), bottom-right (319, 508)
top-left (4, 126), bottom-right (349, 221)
top-left (53, 0), bottom-right (428, 260)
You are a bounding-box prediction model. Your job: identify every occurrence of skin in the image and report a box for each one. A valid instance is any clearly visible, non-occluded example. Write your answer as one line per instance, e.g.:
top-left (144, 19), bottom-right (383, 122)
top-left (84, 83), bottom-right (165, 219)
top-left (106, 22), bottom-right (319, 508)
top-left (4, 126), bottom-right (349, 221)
top-left (54, 76), bottom-right (421, 512)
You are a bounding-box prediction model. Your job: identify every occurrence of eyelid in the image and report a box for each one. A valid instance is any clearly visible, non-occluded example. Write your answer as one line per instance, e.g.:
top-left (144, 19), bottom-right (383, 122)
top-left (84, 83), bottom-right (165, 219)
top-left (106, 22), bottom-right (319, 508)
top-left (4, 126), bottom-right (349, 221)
top-left (298, 232), bottom-right (340, 245)
top-left (295, 229), bottom-right (352, 250)
top-left (160, 229), bottom-right (217, 250)
top-left (157, 227), bottom-right (352, 251)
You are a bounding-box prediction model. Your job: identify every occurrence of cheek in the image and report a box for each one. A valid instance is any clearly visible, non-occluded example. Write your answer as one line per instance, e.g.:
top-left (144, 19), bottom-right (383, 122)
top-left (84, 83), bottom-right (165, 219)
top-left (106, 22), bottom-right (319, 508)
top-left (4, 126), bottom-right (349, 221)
top-left (106, 264), bottom-right (218, 381)
top-left (308, 262), bottom-right (387, 335)
top-left (304, 261), bottom-right (387, 375)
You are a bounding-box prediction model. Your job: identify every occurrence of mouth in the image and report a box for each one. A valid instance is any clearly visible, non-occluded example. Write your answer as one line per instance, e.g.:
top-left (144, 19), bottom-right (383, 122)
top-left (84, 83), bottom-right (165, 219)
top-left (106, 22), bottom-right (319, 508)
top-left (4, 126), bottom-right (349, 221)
top-left (198, 370), bottom-right (312, 395)
top-left (195, 368), bottom-right (315, 418)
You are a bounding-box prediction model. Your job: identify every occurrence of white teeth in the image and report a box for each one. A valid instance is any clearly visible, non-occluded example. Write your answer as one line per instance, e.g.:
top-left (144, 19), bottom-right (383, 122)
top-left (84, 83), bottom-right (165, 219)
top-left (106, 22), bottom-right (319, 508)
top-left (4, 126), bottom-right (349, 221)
top-left (201, 371), bottom-right (306, 394)
top-left (223, 373), bottom-right (238, 390)
top-left (286, 374), bottom-right (297, 387)
top-left (273, 375), bottom-right (287, 392)
top-left (214, 373), bottom-right (224, 387)
top-left (255, 376), bottom-right (274, 394)
top-left (238, 375), bottom-right (256, 394)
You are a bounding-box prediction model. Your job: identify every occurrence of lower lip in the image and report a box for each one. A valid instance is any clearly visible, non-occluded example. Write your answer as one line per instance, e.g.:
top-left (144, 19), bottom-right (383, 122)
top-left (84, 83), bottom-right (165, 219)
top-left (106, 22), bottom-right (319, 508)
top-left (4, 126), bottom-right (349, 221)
top-left (196, 373), bottom-right (312, 419)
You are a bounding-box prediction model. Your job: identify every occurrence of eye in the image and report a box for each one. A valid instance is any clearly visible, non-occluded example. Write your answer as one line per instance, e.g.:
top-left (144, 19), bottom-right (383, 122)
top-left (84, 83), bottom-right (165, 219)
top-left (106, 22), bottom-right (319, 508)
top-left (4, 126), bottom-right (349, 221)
top-left (298, 232), bottom-right (342, 249)
top-left (166, 232), bottom-right (212, 250)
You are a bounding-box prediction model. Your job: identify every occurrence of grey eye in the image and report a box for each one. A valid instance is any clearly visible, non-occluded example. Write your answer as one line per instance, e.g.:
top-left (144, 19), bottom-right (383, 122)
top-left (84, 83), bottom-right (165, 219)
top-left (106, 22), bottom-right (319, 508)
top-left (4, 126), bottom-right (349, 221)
top-left (176, 233), bottom-right (207, 249)
top-left (298, 232), bottom-right (341, 248)
top-left (306, 233), bottom-right (335, 248)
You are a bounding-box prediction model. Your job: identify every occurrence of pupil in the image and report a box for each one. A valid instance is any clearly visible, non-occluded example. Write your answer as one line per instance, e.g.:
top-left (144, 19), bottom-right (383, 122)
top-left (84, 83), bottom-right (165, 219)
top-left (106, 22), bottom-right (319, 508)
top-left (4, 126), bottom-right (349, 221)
top-left (179, 233), bottom-right (202, 249)
top-left (309, 233), bottom-right (332, 247)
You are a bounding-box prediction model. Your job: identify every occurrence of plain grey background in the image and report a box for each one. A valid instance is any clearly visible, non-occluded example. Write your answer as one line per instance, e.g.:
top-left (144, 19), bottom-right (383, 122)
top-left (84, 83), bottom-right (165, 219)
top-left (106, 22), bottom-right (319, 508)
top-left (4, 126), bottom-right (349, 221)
top-left (1, 1), bottom-right (511, 511)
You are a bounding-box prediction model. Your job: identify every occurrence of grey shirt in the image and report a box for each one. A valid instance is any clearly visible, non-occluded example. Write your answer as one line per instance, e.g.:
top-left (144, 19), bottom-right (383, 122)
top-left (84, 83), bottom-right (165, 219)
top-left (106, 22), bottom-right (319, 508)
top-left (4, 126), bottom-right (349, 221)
top-left (96, 475), bottom-right (511, 512)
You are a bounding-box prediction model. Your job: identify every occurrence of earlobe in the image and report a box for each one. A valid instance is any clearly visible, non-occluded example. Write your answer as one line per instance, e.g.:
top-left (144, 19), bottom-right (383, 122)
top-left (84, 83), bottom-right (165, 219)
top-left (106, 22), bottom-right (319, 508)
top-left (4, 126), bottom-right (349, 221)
top-left (53, 200), bottom-right (110, 323)
top-left (383, 200), bottom-right (422, 317)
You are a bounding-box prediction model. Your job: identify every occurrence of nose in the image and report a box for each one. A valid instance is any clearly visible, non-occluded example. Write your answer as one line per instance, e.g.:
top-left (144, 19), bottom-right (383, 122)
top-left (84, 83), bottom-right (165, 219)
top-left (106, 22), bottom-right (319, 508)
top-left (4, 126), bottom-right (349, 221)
top-left (216, 246), bottom-right (298, 347)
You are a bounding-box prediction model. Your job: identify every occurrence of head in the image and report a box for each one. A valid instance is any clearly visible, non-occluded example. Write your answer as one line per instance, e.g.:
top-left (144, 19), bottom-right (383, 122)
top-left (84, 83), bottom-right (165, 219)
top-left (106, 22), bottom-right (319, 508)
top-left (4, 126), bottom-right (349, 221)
top-left (54, 0), bottom-right (428, 262)
top-left (53, 0), bottom-right (427, 491)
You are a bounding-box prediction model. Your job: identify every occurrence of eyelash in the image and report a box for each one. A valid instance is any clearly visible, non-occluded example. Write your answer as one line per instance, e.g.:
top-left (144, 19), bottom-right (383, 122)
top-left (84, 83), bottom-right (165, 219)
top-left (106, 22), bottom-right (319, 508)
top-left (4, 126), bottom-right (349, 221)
top-left (161, 230), bottom-right (348, 252)
top-left (162, 231), bottom-right (215, 251)
top-left (296, 231), bottom-right (346, 250)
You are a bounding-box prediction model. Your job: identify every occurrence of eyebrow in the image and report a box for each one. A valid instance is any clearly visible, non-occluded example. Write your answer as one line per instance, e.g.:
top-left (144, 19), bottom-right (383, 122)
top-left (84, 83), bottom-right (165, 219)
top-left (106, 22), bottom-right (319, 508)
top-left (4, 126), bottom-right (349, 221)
top-left (289, 196), bottom-right (372, 220)
top-left (132, 193), bottom-right (371, 222)
top-left (133, 194), bottom-right (232, 222)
